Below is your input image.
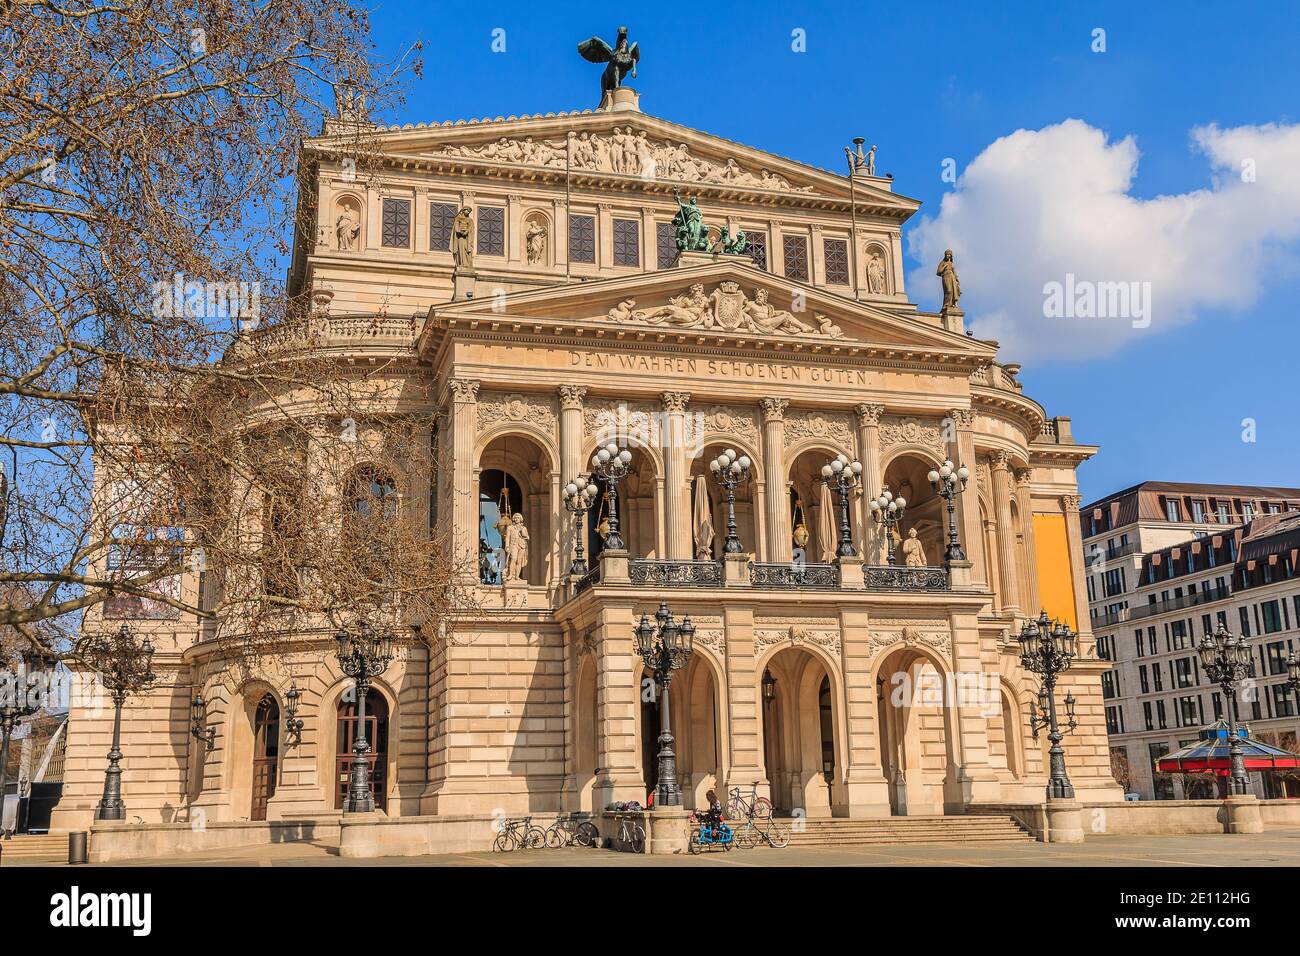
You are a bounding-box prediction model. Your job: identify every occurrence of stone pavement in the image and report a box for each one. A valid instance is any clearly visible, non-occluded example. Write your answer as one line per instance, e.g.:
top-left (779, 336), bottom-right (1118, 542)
top-left (9, 829), bottom-right (1300, 867)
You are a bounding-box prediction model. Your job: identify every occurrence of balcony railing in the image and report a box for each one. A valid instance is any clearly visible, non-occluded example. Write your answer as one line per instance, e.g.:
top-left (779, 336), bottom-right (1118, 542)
top-left (864, 566), bottom-right (949, 591)
top-left (750, 562), bottom-right (840, 589)
top-left (628, 559), bottom-right (722, 588)
top-left (1093, 585), bottom-right (1231, 628)
top-left (574, 564), bottom-right (601, 595)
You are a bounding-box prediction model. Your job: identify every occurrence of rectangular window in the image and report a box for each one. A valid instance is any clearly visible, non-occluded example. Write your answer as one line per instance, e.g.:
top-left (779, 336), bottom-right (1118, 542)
top-left (1156, 700), bottom-right (1167, 729)
top-left (612, 217), bottom-right (640, 267)
top-left (1272, 684), bottom-right (1296, 718)
top-left (1143, 701), bottom-right (1153, 731)
top-left (823, 238), bottom-right (850, 285)
top-left (1217, 502), bottom-right (1231, 523)
top-left (477, 206), bottom-right (504, 256)
top-left (1165, 498), bottom-right (1182, 522)
top-left (1266, 640), bottom-right (1288, 675)
top-left (782, 235), bottom-right (809, 281)
top-left (747, 231), bottom-right (768, 271)
top-left (1239, 606), bottom-right (1251, 638)
top-left (1175, 657), bottom-right (1195, 688)
top-left (381, 198), bottom-right (411, 248)
top-left (429, 202), bottom-right (456, 251)
top-left (656, 221), bottom-right (677, 268)
top-left (1102, 671), bottom-right (1118, 699)
top-left (568, 214), bottom-right (595, 264)
top-left (1139, 665), bottom-right (1149, 694)
top-left (1106, 706), bottom-right (1121, 735)
top-left (1152, 666), bottom-right (1163, 692)
top-left (1178, 696), bottom-right (1198, 725)
top-left (1191, 500), bottom-right (1206, 523)
top-left (1262, 600), bottom-right (1283, 634)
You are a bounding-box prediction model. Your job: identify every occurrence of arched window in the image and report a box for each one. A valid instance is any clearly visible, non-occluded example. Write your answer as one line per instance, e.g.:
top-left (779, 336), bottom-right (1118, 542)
top-left (336, 689), bottom-right (389, 811)
top-left (477, 469), bottom-right (523, 584)
top-left (251, 694), bottom-right (280, 821)
top-left (347, 466), bottom-right (398, 520)
top-left (343, 467), bottom-right (398, 582)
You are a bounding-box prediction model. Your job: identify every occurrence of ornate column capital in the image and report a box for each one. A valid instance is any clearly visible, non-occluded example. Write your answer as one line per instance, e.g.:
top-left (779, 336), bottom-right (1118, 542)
top-left (761, 397), bottom-right (789, 423)
top-left (1060, 493), bottom-right (1082, 512)
top-left (949, 407), bottom-right (976, 429)
top-left (854, 403), bottom-right (885, 426)
top-left (448, 377), bottom-right (480, 403)
top-left (991, 449), bottom-right (1012, 472)
top-left (661, 391), bottom-right (691, 413)
top-left (1014, 468), bottom-right (1034, 487)
top-left (558, 384), bottom-right (588, 410)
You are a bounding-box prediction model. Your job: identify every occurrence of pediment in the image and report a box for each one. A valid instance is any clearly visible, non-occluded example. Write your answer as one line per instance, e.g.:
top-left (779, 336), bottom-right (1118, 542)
top-left (310, 110), bottom-right (917, 213)
top-left (425, 259), bottom-right (992, 363)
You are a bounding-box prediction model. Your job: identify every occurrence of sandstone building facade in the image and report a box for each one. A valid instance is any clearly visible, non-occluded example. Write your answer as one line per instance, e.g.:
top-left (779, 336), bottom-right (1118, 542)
top-left (52, 88), bottom-right (1121, 848)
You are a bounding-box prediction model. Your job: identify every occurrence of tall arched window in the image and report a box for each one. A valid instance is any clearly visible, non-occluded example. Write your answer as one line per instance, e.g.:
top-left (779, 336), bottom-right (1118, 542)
top-left (251, 694), bottom-right (280, 821)
top-left (477, 469), bottom-right (523, 584)
top-left (343, 467), bottom-right (398, 583)
top-left (336, 689), bottom-right (389, 811)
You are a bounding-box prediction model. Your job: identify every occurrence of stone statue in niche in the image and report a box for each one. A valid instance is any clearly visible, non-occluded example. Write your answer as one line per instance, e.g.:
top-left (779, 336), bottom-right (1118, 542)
top-left (452, 207), bottom-right (475, 269)
top-left (525, 219), bottom-right (548, 264)
top-left (902, 527), bottom-right (927, 568)
top-left (335, 206), bottom-right (360, 251)
top-left (867, 251), bottom-right (887, 294)
top-left (937, 249), bottom-right (961, 310)
top-left (503, 512), bottom-right (530, 582)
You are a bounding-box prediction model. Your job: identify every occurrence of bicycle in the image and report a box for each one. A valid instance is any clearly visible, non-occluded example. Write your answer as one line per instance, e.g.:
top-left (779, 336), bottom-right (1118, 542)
top-left (613, 812), bottom-right (645, 853)
top-left (492, 816), bottom-right (546, 851)
top-left (544, 813), bottom-right (600, 848)
top-left (734, 816), bottom-right (790, 849)
top-left (725, 782), bottom-right (773, 822)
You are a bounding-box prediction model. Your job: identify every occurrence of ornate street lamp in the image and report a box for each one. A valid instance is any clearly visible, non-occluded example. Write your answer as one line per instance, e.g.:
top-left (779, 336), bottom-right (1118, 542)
top-left (0, 646), bottom-right (50, 828)
top-left (821, 453), bottom-right (863, 558)
top-left (1017, 611), bottom-right (1078, 800)
top-left (189, 692), bottom-right (216, 750)
top-left (563, 475), bottom-right (598, 576)
top-left (1200, 624), bottom-right (1256, 796)
top-left (762, 669), bottom-right (777, 703)
top-left (78, 624), bottom-right (157, 822)
top-left (709, 448), bottom-right (752, 554)
top-left (634, 602), bottom-right (695, 808)
top-left (868, 487), bottom-right (907, 565)
top-left (927, 458), bottom-right (970, 564)
top-left (590, 442), bottom-right (633, 551)
top-left (334, 621), bottom-right (395, 813)
top-left (284, 682), bottom-right (304, 744)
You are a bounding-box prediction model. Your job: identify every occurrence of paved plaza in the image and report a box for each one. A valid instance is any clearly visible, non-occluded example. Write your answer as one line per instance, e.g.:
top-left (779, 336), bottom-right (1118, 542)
top-left (9, 829), bottom-right (1300, 868)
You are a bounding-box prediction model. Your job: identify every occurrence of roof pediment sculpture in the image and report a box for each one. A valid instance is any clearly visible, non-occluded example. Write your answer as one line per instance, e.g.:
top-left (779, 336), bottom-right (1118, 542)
top-left (578, 26), bottom-right (640, 93)
top-left (606, 281), bottom-right (845, 338)
top-left (434, 130), bottom-right (814, 194)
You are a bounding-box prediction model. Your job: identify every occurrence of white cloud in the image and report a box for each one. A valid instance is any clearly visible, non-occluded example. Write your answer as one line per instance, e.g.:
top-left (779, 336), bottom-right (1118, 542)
top-left (907, 119), bottom-right (1300, 362)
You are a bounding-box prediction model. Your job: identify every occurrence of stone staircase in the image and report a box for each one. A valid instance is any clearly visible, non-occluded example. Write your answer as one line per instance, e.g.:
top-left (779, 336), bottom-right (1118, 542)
top-left (782, 815), bottom-right (1033, 847)
top-left (0, 833), bottom-right (68, 863)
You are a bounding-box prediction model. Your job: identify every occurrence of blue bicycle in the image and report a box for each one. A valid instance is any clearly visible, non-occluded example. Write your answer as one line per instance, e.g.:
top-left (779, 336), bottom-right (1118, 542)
top-left (688, 811), bottom-right (734, 853)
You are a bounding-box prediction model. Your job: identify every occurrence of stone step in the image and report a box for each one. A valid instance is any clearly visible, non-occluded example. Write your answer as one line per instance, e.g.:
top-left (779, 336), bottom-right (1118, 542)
top-left (770, 815), bottom-right (1033, 846)
top-left (0, 834), bottom-right (69, 859)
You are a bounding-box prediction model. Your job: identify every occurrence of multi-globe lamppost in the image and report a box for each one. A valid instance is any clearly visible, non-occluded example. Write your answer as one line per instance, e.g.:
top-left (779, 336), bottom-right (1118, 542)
top-left (709, 448), bottom-right (752, 553)
top-left (634, 602), bottom-right (695, 808)
top-left (563, 474), bottom-right (598, 575)
top-left (335, 620), bottom-right (394, 813)
top-left (821, 453), bottom-right (863, 557)
top-left (868, 488), bottom-right (907, 565)
top-left (0, 646), bottom-right (51, 829)
top-left (78, 624), bottom-right (156, 821)
top-left (1017, 611), bottom-right (1078, 800)
top-left (589, 442), bottom-right (633, 551)
top-left (1199, 623), bottom-right (1256, 796)
top-left (927, 458), bottom-right (970, 564)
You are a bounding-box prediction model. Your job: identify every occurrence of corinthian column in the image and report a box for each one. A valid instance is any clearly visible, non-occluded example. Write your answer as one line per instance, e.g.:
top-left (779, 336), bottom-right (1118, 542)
top-left (662, 391), bottom-right (691, 560)
top-left (990, 451), bottom-right (1021, 616)
top-left (948, 408), bottom-right (984, 584)
top-left (855, 403), bottom-right (884, 561)
top-left (558, 385), bottom-right (587, 576)
top-left (1015, 469), bottom-right (1041, 614)
top-left (1061, 492), bottom-right (1089, 637)
top-left (448, 377), bottom-right (480, 577)
top-left (761, 398), bottom-right (790, 561)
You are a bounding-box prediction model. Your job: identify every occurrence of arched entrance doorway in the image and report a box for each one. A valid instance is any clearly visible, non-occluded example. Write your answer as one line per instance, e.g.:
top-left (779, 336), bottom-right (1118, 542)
top-left (250, 694), bottom-right (280, 821)
top-left (636, 654), bottom-right (722, 808)
top-left (761, 647), bottom-right (841, 817)
top-left (478, 433), bottom-right (555, 586)
top-left (335, 689), bottom-right (389, 811)
top-left (876, 646), bottom-right (957, 815)
top-left (880, 453), bottom-right (944, 568)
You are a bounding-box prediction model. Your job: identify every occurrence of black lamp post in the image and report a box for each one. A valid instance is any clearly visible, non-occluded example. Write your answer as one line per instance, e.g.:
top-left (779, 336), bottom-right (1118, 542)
top-left (563, 475), bottom-right (597, 576)
top-left (189, 692), bottom-right (216, 750)
top-left (709, 448), bottom-right (752, 554)
top-left (927, 458), bottom-right (970, 564)
top-left (868, 488), bottom-right (907, 565)
top-left (590, 442), bottom-right (633, 551)
top-left (284, 682), bottom-right (304, 744)
top-left (821, 453), bottom-right (863, 558)
top-left (335, 621), bottom-right (394, 813)
top-left (1017, 611), bottom-right (1078, 800)
top-left (634, 602), bottom-right (694, 808)
top-left (0, 647), bottom-right (48, 832)
top-left (1200, 624), bottom-right (1255, 796)
top-left (78, 624), bottom-right (156, 822)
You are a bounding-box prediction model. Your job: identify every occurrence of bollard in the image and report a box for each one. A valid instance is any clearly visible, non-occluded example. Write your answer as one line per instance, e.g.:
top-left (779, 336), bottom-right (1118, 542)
top-left (68, 831), bottom-right (88, 865)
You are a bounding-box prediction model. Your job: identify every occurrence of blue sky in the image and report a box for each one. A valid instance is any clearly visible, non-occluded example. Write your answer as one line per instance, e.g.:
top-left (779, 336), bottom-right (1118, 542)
top-left (364, 2), bottom-right (1300, 502)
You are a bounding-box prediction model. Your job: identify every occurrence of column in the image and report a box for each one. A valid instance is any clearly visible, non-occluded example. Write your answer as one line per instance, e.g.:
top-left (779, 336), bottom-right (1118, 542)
top-left (760, 398), bottom-right (789, 561)
top-left (1061, 493), bottom-right (1090, 639)
top-left (991, 451), bottom-right (1021, 616)
top-left (448, 378), bottom-right (480, 577)
top-left (948, 408), bottom-right (985, 585)
top-left (1015, 469), bottom-right (1041, 614)
top-left (557, 385), bottom-right (586, 577)
top-left (721, 606), bottom-right (768, 800)
top-left (662, 391), bottom-right (691, 559)
top-left (594, 602), bottom-right (645, 805)
top-left (855, 403), bottom-right (884, 561)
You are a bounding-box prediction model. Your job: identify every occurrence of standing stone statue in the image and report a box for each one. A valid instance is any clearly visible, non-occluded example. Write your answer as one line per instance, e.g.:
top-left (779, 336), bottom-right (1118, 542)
top-left (865, 145), bottom-right (877, 176)
top-left (452, 207), bottom-right (475, 269)
top-left (937, 249), bottom-right (961, 310)
top-left (503, 512), bottom-right (530, 583)
top-left (525, 220), bottom-right (547, 264)
top-left (902, 527), bottom-right (927, 568)
top-left (335, 208), bottom-right (360, 251)
top-left (867, 252), bottom-right (887, 294)
top-left (672, 189), bottom-right (708, 251)
top-left (578, 26), bottom-right (641, 93)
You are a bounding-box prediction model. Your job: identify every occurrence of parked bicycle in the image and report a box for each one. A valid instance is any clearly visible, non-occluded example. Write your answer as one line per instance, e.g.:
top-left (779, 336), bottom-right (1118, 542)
top-left (492, 816), bottom-right (547, 852)
top-left (544, 813), bottom-right (600, 848)
top-left (725, 782), bottom-right (773, 821)
top-left (688, 810), bottom-right (734, 853)
top-left (734, 816), bottom-right (790, 849)
top-left (613, 812), bottom-right (645, 853)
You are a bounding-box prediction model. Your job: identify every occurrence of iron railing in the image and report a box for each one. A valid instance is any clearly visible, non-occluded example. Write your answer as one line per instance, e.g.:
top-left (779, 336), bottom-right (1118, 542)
top-left (628, 559), bottom-right (722, 587)
top-left (749, 562), bottom-right (839, 589)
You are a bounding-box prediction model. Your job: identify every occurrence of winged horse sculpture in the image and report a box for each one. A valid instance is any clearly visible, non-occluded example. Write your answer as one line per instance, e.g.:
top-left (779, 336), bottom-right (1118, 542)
top-left (578, 26), bottom-right (640, 94)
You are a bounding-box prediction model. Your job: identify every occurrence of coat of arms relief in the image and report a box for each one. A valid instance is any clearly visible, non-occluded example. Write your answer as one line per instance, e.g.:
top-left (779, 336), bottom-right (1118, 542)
top-left (606, 281), bottom-right (845, 338)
